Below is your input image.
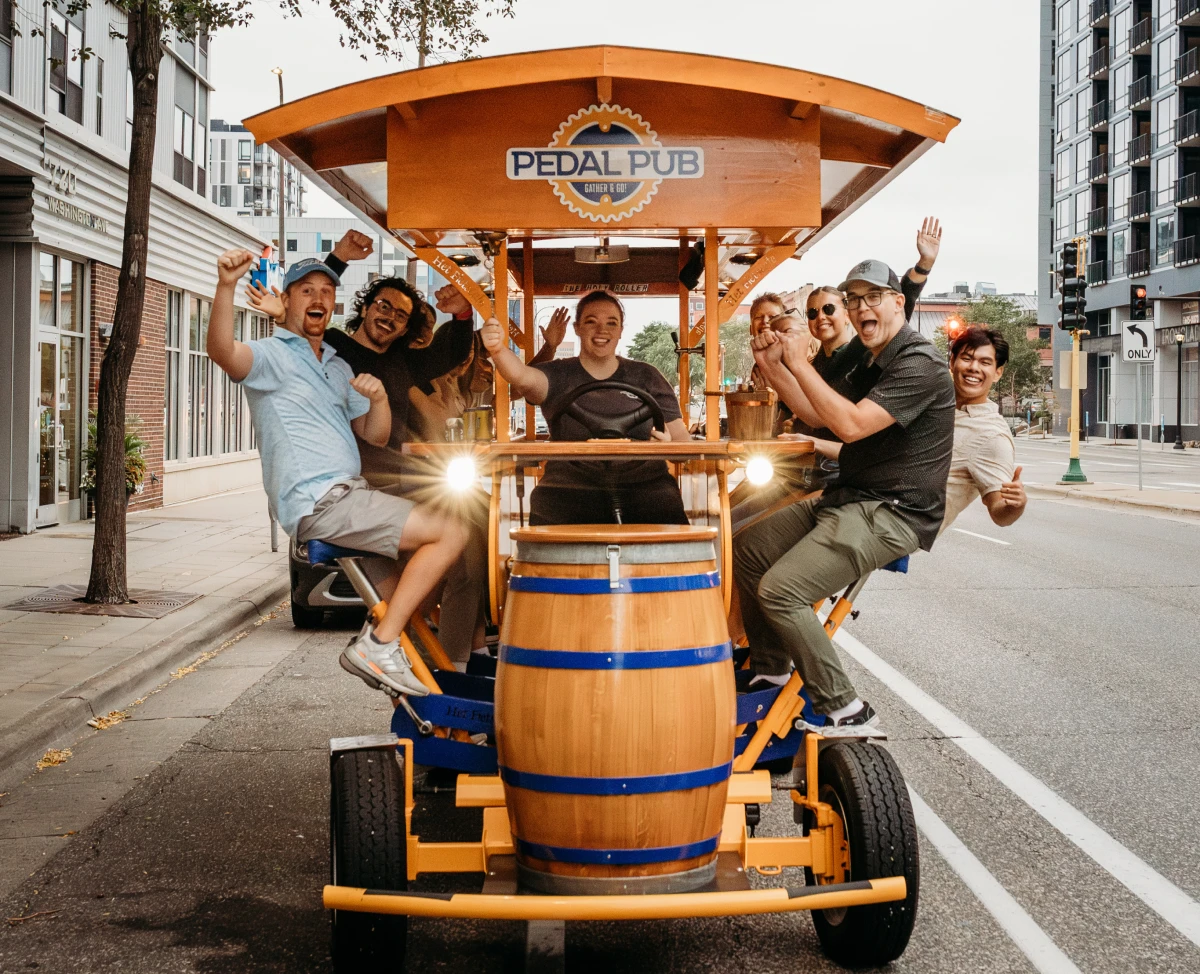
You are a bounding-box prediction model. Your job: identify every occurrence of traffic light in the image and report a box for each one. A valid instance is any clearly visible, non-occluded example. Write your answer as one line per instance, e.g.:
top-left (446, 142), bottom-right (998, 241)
top-left (1130, 284), bottom-right (1148, 321)
top-left (1058, 241), bottom-right (1088, 330)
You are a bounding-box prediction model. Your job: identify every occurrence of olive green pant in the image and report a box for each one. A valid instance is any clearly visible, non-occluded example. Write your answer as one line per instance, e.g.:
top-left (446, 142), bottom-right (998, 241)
top-left (732, 498), bottom-right (919, 713)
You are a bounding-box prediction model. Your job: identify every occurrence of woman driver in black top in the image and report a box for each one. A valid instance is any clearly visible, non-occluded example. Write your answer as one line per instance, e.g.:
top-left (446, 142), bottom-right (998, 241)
top-left (481, 291), bottom-right (692, 526)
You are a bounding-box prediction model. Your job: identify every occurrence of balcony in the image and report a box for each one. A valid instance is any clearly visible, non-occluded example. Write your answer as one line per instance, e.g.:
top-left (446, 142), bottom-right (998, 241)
top-left (1088, 99), bottom-right (1110, 130)
top-left (1177, 171), bottom-right (1200, 204)
top-left (1129, 132), bottom-right (1151, 164)
top-left (1129, 75), bottom-right (1152, 109)
top-left (1089, 153), bottom-right (1109, 181)
top-left (1177, 109), bottom-right (1200, 146)
top-left (1087, 259), bottom-right (1108, 284)
top-left (1129, 17), bottom-right (1153, 54)
top-left (1128, 249), bottom-right (1151, 277)
top-left (1180, 0), bottom-right (1200, 26)
top-left (1088, 46), bottom-right (1110, 79)
top-left (1129, 191), bottom-right (1150, 221)
top-left (1175, 236), bottom-right (1198, 265)
top-left (1089, 206), bottom-right (1108, 232)
top-left (1090, 0), bottom-right (1109, 25)
top-left (1178, 47), bottom-right (1200, 85)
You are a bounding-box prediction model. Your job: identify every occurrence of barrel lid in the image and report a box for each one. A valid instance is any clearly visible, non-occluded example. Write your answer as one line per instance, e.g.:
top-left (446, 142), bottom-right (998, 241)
top-left (510, 524), bottom-right (718, 544)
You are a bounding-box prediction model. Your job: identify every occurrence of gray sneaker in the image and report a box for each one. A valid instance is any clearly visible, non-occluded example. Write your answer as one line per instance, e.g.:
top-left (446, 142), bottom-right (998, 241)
top-left (340, 629), bottom-right (430, 697)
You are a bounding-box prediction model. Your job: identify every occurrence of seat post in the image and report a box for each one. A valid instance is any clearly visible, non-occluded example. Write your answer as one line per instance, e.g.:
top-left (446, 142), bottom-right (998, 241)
top-left (336, 556), bottom-right (385, 622)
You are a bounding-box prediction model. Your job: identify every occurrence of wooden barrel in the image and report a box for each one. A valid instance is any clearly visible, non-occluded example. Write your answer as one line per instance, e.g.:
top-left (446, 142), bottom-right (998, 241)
top-left (494, 524), bottom-right (736, 895)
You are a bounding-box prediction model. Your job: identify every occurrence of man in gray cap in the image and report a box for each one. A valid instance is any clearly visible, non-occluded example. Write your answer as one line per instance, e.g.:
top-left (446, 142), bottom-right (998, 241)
top-left (207, 249), bottom-right (467, 699)
top-left (734, 259), bottom-right (954, 728)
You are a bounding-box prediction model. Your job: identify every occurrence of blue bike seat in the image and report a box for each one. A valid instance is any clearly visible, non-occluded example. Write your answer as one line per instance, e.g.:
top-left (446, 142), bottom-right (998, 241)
top-left (881, 556), bottom-right (909, 574)
top-left (306, 540), bottom-right (376, 566)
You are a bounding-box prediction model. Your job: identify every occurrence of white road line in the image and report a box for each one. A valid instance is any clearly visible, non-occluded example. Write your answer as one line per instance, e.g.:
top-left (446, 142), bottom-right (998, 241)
top-left (950, 527), bottom-right (1011, 546)
top-left (833, 629), bottom-right (1200, 947)
top-left (908, 789), bottom-right (1082, 974)
top-left (1164, 482), bottom-right (1200, 488)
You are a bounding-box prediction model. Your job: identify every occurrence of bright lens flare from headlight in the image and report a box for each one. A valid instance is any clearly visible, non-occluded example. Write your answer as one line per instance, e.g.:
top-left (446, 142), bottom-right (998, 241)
top-left (446, 456), bottom-right (477, 492)
top-left (746, 455), bottom-right (774, 486)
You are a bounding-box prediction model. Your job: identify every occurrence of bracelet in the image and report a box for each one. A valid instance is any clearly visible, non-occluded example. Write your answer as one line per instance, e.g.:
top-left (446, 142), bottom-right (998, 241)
top-left (914, 264), bottom-right (933, 276)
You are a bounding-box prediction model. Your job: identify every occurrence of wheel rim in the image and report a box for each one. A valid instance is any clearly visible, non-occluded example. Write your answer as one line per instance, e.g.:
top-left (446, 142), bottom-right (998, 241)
top-left (816, 782), bottom-right (852, 926)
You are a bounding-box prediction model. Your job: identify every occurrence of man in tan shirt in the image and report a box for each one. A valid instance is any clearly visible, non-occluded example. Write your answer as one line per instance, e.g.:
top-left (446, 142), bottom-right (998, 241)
top-left (941, 325), bottom-right (1026, 531)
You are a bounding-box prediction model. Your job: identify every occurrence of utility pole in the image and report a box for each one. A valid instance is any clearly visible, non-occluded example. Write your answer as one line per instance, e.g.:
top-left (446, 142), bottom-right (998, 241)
top-left (271, 68), bottom-right (285, 271)
top-left (418, 2), bottom-right (428, 67)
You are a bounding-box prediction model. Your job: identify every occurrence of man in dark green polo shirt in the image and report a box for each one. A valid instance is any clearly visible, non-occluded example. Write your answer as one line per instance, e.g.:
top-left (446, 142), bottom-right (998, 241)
top-left (734, 260), bottom-right (955, 728)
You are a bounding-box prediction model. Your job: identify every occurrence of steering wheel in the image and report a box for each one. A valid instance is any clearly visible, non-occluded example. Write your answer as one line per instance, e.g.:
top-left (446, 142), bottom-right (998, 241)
top-left (544, 380), bottom-right (667, 440)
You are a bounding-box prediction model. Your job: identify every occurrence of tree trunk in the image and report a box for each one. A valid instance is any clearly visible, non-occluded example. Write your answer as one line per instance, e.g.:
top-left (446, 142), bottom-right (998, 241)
top-left (84, 7), bottom-right (163, 603)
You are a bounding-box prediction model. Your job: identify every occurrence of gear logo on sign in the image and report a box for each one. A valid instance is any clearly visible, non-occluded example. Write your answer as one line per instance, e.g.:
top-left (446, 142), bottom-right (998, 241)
top-left (506, 104), bottom-right (705, 224)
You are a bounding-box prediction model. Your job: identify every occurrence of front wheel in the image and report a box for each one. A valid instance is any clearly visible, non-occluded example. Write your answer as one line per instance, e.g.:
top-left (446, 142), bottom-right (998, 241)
top-left (330, 748), bottom-right (408, 974)
top-left (809, 741), bottom-right (920, 967)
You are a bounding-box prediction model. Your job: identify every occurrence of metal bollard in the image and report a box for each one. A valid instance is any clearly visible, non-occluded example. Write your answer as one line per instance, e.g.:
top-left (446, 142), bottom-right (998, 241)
top-left (270, 518), bottom-right (279, 553)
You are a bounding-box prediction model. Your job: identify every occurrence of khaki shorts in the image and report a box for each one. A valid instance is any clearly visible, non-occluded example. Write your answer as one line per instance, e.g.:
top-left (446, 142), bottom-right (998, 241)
top-left (295, 478), bottom-right (414, 559)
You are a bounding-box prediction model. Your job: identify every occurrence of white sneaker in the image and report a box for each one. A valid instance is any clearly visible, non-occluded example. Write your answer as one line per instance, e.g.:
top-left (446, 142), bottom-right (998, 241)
top-left (340, 629), bottom-right (430, 697)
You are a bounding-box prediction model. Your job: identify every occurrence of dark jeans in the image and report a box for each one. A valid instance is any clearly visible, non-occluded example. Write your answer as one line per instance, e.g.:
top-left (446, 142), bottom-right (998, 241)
top-left (529, 476), bottom-right (689, 526)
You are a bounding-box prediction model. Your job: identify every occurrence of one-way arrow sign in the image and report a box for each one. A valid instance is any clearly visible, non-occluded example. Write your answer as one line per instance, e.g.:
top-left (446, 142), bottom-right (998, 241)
top-left (1122, 321), bottom-right (1156, 362)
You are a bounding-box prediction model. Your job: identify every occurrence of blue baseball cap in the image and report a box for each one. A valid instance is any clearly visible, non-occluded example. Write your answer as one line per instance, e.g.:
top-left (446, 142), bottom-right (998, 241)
top-left (282, 258), bottom-right (340, 290)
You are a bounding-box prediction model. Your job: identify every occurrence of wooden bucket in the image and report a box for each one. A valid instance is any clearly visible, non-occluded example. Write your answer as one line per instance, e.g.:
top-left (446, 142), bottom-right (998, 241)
top-left (725, 389), bottom-right (778, 440)
top-left (495, 524), bottom-right (736, 894)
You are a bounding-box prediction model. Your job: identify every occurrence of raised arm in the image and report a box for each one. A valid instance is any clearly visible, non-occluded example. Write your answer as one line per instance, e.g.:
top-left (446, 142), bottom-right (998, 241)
top-left (481, 316), bottom-right (549, 403)
top-left (208, 249), bottom-right (257, 382)
top-left (780, 331), bottom-right (895, 443)
top-left (902, 216), bottom-right (941, 319)
top-left (530, 307), bottom-right (569, 366)
top-left (751, 330), bottom-right (823, 429)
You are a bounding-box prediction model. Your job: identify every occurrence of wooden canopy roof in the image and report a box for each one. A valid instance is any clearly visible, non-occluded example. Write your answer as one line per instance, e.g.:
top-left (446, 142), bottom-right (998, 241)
top-left (243, 45), bottom-right (958, 268)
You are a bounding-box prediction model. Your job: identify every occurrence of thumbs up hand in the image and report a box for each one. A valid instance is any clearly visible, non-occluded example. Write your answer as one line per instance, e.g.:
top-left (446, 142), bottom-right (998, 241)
top-left (999, 466), bottom-right (1026, 512)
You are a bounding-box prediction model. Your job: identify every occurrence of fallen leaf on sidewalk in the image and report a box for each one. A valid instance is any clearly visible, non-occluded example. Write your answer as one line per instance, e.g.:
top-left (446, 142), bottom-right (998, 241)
top-left (6, 910), bottom-right (59, 925)
top-left (35, 748), bottom-right (71, 771)
top-left (87, 711), bottom-right (130, 730)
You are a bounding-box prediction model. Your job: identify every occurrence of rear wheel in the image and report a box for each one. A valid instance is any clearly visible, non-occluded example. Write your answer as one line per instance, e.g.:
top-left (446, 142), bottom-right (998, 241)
top-left (808, 741), bottom-right (919, 967)
top-left (330, 748), bottom-right (408, 974)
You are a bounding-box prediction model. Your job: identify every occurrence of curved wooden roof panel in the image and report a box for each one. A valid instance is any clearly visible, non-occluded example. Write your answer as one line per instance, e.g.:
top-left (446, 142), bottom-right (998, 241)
top-left (244, 45), bottom-right (957, 256)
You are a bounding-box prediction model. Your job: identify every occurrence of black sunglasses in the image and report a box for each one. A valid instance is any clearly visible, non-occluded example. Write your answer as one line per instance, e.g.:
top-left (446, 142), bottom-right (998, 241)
top-left (807, 303), bottom-right (839, 320)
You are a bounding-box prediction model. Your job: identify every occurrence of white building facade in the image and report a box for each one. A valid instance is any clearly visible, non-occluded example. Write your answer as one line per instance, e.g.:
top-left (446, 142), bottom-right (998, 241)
top-left (208, 119), bottom-right (305, 219)
top-left (1, 2), bottom-right (270, 533)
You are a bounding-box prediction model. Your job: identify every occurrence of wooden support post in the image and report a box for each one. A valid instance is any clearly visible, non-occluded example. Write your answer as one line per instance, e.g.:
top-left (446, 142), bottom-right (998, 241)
top-left (523, 238), bottom-right (536, 441)
top-left (494, 241), bottom-right (510, 443)
top-left (704, 228), bottom-right (719, 441)
top-left (678, 236), bottom-right (691, 427)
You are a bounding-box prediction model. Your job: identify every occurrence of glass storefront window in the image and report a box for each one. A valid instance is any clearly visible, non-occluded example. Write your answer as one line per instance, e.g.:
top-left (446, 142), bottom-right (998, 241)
top-left (59, 335), bottom-right (81, 504)
top-left (39, 254), bottom-right (55, 327)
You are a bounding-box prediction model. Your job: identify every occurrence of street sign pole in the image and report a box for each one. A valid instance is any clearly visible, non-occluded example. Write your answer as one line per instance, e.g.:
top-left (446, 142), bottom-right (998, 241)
top-left (1060, 236), bottom-right (1089, 484)
top-left (1121, 317), bottom-right (1157, 488)
top-left (1136, 362), bottom-right (1143, 491)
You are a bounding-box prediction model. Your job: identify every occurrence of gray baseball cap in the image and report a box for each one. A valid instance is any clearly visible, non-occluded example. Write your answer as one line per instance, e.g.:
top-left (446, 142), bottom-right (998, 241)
top-left (283, 257), bottom-right (341, 290)
top-left (838, 259), bottom-right (903, 293)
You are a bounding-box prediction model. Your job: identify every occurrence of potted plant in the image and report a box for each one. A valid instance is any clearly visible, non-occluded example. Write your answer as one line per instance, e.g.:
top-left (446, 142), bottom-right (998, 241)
top-left (81, 413), bottom-right (148, 516)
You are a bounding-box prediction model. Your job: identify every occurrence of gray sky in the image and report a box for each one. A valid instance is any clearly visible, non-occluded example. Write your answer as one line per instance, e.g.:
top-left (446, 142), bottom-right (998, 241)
top-left (210, 0), bottom-right (1040, 337)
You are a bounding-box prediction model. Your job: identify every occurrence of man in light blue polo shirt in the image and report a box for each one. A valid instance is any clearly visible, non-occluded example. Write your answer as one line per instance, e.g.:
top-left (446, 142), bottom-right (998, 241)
top-left (207, 248), bottom-right (467, 697)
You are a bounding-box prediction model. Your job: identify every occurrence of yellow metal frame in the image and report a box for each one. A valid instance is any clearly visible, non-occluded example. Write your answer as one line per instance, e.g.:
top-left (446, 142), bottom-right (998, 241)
top-left (328, 736), bottom-right (900, 920)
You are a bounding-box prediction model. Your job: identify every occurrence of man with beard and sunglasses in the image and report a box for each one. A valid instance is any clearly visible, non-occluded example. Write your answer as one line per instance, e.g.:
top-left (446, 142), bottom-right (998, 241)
top-left (209, 248), bottom-right (468, 698)
top-left (734, 258), bottom-right (954, 729)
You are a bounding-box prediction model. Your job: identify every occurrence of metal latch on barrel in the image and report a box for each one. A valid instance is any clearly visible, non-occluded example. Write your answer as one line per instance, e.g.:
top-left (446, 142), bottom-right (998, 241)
top-left (607, 545), bottom-right (621, 590)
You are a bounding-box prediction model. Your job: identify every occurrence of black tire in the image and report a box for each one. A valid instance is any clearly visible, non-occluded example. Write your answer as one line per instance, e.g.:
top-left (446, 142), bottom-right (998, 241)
top-left (808, 742), bottom-right (919, 968)
top-left (330, 748), bottom-right (408, 974)
top-left (291, 598), bottom-right (325, 629)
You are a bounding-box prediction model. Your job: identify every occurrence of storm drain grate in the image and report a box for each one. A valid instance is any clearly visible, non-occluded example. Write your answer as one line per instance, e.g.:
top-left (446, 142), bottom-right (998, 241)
top-left (5, 585), bottom-right (202, 618)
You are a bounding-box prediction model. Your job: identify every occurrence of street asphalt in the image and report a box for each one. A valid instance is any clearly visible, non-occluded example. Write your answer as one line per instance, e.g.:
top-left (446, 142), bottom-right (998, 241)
top-left (1016, 436), bottom-right (1200, 492)
top-left (0, 494), bottom-right (1198, 972)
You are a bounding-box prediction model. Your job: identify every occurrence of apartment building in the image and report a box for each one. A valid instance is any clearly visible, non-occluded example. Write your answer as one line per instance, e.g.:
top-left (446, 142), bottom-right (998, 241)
top-left (1, 2), bottom-right (269, 533)
top-left (209, 119), bottom-right (305, 219)
top-left (1041, 0), bottom-right (1200, 440)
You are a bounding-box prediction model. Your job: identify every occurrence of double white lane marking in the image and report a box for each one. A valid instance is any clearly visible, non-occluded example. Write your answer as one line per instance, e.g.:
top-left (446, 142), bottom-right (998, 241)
top-left (834, 628), bottom-right (1200, 948)
top-left (908, 789), bottom-right (1082, 974)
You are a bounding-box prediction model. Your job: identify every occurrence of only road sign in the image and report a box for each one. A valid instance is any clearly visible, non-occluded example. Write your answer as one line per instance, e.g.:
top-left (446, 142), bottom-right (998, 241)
top-left (1122, 321), bottom-right (1157, 362)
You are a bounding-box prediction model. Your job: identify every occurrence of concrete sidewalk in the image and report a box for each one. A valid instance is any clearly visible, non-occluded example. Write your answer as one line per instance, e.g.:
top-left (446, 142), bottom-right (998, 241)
top-left (0, 488), bottom-right (287, 785)
top-left (1025, 480), bottom-right (1200, 518)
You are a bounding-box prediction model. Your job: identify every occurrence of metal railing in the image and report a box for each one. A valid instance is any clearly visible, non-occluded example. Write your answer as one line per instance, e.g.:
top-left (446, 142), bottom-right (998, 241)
top-left (1088, 99), bottom-right (1109, 128)
top-left (1128, 249), bottom-right (1151, 276)
top-left (1089, 153), bottom-right (1109, 180)
top-left (1086, 259), bottom-right (1108, 284)
top-left (1176, 171), bottom-right (1199, 202)
top-left (1181, 0), bottom-right (1200, 24)
top-left (1129, 17), bottom-right (1153, 51)
top-left (1089, 206), bottom-right (1108, 232)
top-left (1089, 47), bottom-right (1109, 78)
top-left (1177, 46), bottom-right (1200, 82)
top-left (1129, 75), bottom-right (1151, 107)
top-left (1129, 132), bottom-right (1151, 162)
top-left (1090, 0), bottom-right (1109, 24)
top-left (1175, 236), bottom-right (1197, 264)
top-left (1129, 190), bottom-right (1150, 220)
top-left (1177, 109), bottom-right (1200, 143)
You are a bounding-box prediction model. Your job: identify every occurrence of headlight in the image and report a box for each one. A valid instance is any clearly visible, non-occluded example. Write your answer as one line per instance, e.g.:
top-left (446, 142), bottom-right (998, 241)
top-left (445, 455), bottom-right (477, 492)
top-left (745, 455), bottom-right (774, 486)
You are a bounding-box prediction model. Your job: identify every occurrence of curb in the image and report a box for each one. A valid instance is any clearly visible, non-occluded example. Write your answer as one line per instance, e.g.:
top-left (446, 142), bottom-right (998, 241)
top-left (0, 573), bottom-right (290, 788)
top-left (1025, 485), bottom-right (1200, 520)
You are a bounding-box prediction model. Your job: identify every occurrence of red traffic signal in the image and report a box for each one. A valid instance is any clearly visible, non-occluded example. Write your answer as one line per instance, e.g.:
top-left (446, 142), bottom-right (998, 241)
top-left (1130, 285), bottom-right (1149, 321)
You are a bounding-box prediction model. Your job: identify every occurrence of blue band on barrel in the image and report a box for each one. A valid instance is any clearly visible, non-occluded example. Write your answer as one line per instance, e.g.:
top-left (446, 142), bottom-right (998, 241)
top-left (516, 835), bottom-right (720, 865)
top-left (498, 642), bottom-right (732, 670)
top-left (499, 761), bottom-right (732, 796)
top-left (506, 571), bottom-right (719, 595)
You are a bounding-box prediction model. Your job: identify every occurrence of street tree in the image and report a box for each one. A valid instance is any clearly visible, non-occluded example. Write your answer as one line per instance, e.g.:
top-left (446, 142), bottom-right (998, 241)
top-left (76, 0), bottom-right (514, 603)
top-left (627, 318), bottom-right (755, 394)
